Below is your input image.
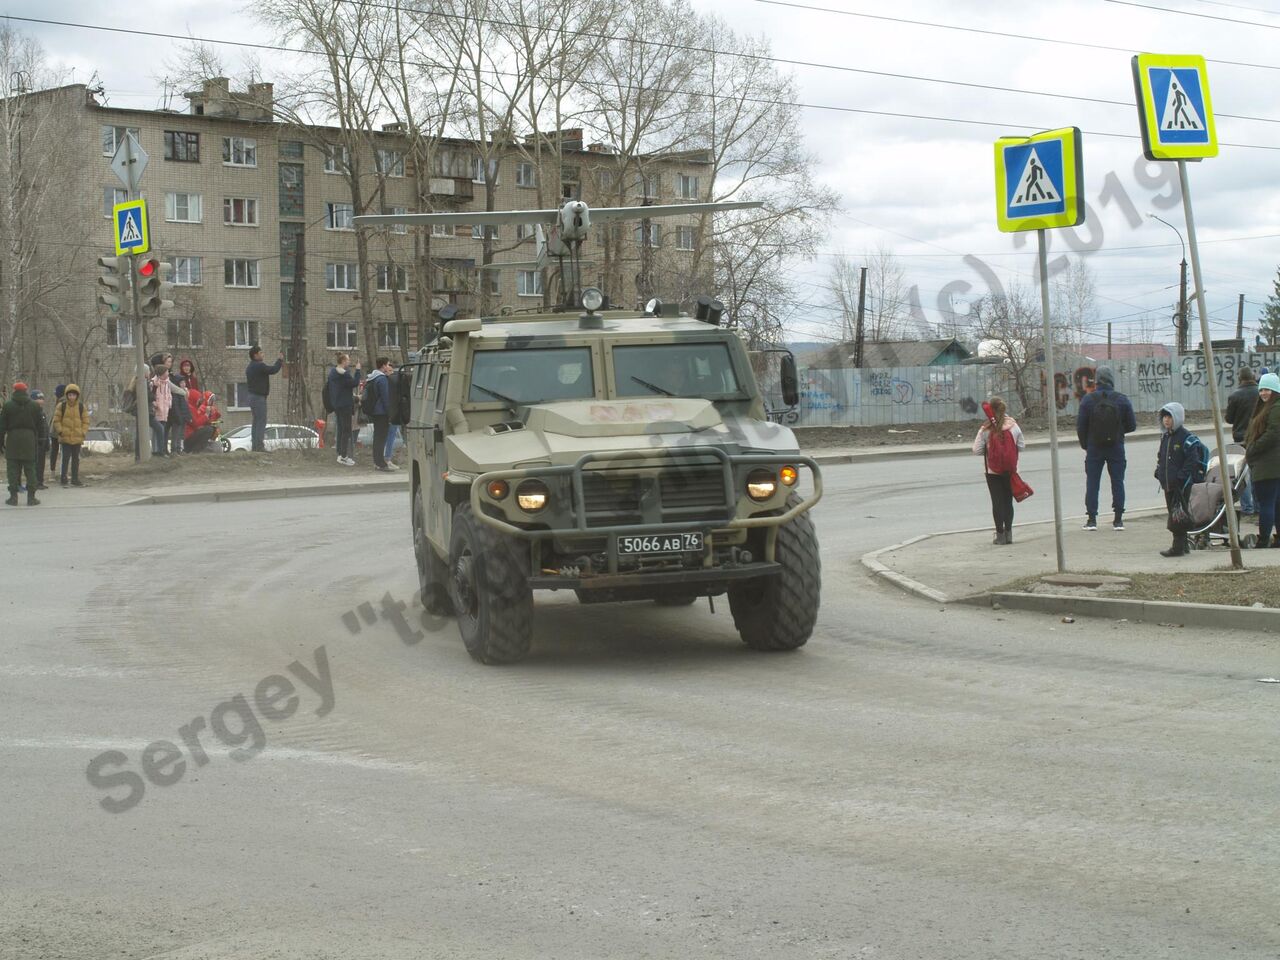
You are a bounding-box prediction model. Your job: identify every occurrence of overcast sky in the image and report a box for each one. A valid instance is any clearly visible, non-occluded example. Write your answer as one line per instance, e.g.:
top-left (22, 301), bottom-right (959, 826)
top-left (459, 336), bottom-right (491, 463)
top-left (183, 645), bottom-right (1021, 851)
top-left (20, 0), bottom-right (1280, 346)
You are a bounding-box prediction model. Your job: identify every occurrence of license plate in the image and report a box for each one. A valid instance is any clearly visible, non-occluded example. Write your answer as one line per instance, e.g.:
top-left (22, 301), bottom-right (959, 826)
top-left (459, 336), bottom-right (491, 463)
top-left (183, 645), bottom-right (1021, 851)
top-left (618, 532), bottom-right (704, 555)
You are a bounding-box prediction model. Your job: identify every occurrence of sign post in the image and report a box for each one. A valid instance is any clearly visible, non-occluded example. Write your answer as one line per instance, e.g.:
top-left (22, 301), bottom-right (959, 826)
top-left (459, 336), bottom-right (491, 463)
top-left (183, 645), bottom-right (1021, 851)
top-left (1133, 53), bottom-right (1242, 568)
top-left (994, 126), bottom-right (1085, 574)
top-left (111, 131), bottom-right (151, 463)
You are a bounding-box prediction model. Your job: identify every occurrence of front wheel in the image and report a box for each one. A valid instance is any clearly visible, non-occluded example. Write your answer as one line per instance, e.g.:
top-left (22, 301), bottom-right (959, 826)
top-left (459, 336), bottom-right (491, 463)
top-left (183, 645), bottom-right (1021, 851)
top-left (448, 504), bottom-right (533, 664)
top-left (728, 494), bottom-right (821, 651)
top-left (414, 484), bottom-right (453, 616)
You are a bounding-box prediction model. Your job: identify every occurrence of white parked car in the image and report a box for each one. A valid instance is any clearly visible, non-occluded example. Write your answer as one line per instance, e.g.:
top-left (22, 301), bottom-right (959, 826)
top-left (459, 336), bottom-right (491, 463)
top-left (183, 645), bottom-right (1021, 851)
top-left (220, 423), bottom-right (320, 453)
top-left (82, 427), bottom-right (123, 455)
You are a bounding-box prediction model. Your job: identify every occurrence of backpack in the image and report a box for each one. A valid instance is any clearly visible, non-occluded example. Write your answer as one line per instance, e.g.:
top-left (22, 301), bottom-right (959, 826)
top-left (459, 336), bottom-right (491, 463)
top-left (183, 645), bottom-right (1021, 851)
top-left (986, 426), bottom-right (1018, 474)
top-left (1185, 434), bottom-right (1209, 483)
top-left (121, 386), bottom-right (137, 415)
top-left (321, 379), bottom-right (334, 415)
top-left (360, 377), bottom-right (380, 417)
top-left (1088, 392), bottom-right (1122, 447)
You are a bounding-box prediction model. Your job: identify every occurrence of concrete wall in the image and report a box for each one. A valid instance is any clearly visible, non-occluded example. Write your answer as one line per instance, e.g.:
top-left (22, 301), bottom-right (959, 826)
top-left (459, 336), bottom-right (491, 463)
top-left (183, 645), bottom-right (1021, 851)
top-left (793, 350), bottom-right (1280, 427)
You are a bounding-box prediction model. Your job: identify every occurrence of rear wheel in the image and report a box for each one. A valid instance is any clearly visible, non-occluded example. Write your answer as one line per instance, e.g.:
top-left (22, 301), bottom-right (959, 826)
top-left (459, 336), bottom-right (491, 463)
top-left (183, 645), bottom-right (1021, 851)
top-left (413, 484), bottom-right (453, 616)
top-left (448, 504), bottom-right (533, 664)
top-left (728, 494), bottom-right (821, 651)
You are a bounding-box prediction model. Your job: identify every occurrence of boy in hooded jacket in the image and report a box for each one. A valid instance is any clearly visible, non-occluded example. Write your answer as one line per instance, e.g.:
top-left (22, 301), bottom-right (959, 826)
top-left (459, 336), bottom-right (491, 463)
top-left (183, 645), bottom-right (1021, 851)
top-left (1154, 402), bottom-right (1206, 558)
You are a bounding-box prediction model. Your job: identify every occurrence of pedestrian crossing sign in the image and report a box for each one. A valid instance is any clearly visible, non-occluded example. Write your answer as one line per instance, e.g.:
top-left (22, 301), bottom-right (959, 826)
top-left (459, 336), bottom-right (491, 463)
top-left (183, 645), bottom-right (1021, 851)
top-left (1132, 53), bottom-right (1217, 161)
top-left (993, 127), bottom-right (1084, 233)
top-left (113, 199), bottom-right (149, 255)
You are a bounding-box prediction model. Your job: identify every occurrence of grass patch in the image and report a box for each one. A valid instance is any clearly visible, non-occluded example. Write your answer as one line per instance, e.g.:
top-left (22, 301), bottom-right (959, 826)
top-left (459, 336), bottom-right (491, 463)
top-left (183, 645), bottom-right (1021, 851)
top-left (997, 566), bottom-right (1280, 608)
top-left (81, 448), bottom-right (362, 488)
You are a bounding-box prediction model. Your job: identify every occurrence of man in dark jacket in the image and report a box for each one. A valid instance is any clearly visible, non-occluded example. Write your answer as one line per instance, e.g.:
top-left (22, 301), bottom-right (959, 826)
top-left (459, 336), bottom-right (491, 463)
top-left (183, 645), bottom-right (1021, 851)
top-left (1076, 366), bottom-right (1137, 531)
top-left (1225, 367), bottom-right (1260, 514)
top-left (326, 353), bottom-right (362, 465)
top-left (365, 357), bottom-right (394, 472)
top-left (30, 390), bottom-right (50, 490)
top-left (244, 345), bottom-right (284, 452)
top-left (1155, 402), bottom-right (1206, 558)
top-left (0, 381), bottom-right (41, 505)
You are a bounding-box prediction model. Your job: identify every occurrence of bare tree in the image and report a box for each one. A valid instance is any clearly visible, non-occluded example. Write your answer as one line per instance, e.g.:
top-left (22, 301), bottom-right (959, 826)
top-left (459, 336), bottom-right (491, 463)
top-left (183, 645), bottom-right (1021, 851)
top-left (1051, 257), bottom-right (1097, 352)
top-left (969, 285), bottom-right (1043, 416)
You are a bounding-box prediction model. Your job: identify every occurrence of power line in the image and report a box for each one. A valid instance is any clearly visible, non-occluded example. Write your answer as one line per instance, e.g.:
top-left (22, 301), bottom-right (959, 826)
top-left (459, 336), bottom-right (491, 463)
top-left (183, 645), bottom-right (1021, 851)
top-left (1106, 0), bottom-right (1280, 29)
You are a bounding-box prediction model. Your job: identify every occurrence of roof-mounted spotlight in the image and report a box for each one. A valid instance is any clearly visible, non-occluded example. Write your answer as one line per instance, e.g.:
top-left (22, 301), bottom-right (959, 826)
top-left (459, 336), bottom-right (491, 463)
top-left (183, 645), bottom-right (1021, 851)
top-left (695, 294), bottom-right (724, 326)
top-left (437, 303), bottom-right (460, 324)
top-left (580, 286), bottom-right (606, 329)
top-left (644, 297), bottom-right (663, 317)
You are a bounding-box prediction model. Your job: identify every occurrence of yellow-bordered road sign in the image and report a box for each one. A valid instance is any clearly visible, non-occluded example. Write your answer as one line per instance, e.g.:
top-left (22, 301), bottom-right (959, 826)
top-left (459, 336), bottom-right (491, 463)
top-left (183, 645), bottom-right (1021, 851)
top-left (1132, 53), bottom-right (1217, 161)
top-left (993, 127), bottom-right (1084, 233)
top-left (113, 199), bottom-right (149, 256)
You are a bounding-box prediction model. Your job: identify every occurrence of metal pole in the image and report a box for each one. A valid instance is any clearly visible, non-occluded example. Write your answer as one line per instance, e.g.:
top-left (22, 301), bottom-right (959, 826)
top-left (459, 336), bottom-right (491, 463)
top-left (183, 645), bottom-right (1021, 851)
top-left (1038, 229), bottom-right (1067, 573)
top-left (1178, 160), bottom-right (1242, 568)
top-left (854, 265), bottom-right (867, 368)
top-left (1237, 293), bottom-right (1245, 342)
top-left (124, 132), bottom-right (150, 464)
top-left (1107, 322), bottom-right (1112, 360)
top-left (1179, 258), bottom-right (1188, 354)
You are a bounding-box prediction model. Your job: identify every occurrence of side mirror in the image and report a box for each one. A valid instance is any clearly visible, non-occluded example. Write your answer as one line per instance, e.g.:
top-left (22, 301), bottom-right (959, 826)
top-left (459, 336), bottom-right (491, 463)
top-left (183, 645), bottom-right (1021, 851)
top-left (780, 353), bottom-right (799, 408)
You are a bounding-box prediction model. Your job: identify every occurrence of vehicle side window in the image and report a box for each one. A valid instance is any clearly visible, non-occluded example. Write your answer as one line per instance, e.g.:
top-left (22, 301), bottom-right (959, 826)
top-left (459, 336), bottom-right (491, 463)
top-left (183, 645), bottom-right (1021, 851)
top-left (265, 427), bottom-right (279, 440)
top-left (435, 374), bottom-right (448, 414)
top-left (414, 363), bottom-right (428, 400)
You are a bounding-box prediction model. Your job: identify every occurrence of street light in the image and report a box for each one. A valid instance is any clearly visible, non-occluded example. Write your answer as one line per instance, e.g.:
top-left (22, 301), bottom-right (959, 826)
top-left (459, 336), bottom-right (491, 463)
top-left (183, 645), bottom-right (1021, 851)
top-left (1149, 212), bottom-right (1190, 353)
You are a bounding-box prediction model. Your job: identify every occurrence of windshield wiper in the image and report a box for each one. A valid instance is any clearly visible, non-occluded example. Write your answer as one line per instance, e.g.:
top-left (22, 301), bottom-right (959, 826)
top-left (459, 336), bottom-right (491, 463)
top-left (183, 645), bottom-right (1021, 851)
top-left (630, 375), bottom-right (675, 397)
top-left (472, 382), bottom-right (520, 407)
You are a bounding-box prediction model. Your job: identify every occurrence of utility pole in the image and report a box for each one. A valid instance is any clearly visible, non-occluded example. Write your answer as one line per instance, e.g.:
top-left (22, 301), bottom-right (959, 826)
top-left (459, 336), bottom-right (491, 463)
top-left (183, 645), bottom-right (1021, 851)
top-left (1107, 322), bottom-right (1112, 359)
top-left (1237, 293), bottom-right (1245, 341)
top-left (853, 265), bottom-right (867, 369)
top-left (1177, 256), bottom-right (1189, 354)
top-left (122, 133), bottom-right (150, 464)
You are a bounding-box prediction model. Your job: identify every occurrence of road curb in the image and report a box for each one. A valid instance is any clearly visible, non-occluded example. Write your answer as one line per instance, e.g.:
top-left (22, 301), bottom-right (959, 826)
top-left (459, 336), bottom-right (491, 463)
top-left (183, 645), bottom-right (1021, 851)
top-left (860, 536), bottom-right (953, 604)
top-left (977, 591), bottom-right (1280, 632)
top-left (121, 479), bottom-right (408, 505)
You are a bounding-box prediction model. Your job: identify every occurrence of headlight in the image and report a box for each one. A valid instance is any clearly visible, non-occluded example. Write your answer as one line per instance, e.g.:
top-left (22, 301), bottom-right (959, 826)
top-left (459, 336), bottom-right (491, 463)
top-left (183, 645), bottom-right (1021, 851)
top-left (485, 479), bottom-right (509, 500)
top-left (779, 465), bottom-right (799, 486)
top-left (516, 479), bottom-right (550, 512)
top-left (746, 468), bottom-right (777, 502)
top-left (581, 286), bottom-right (604, 311)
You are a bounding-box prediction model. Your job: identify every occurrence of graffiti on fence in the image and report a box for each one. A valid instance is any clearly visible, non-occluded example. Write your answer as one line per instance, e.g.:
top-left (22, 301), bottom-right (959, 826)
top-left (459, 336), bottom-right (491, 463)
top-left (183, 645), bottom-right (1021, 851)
top-left (922, 371), bottom-right (956, 405)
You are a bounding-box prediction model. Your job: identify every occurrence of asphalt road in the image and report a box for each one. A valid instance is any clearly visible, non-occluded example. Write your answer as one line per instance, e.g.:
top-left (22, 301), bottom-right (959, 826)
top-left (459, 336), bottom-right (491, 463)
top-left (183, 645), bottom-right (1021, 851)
top-left (3, 447), bottom-right (1278, 959)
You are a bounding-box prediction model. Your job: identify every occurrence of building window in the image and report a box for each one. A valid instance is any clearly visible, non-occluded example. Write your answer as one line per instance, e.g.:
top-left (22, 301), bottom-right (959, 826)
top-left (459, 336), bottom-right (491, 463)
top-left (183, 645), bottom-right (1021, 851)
top-left (677, 174), bottom-right (699, 200)
top-left (430, 223), bottom-right (452, 238)
top-left (224, 259), bottom-right (260, 288)
top-left (517, 270), bottom-right (543, 297)
top-left (102, 186), bottom-right (128, 218)
top-left (516, 162), bottom-right (537, 188)
top-left (675, 225), bottom-right (696, 251)
top-left (383, 205), bottom-right (408, 234)
top-left (165, 192), bottom-right (203, 223)
top-left (225, 382), bottom-right (252, 410)
top-left (636, 173), bottom-right (659, 198)
top-left (634, 223), bottom-right (660, 247)
top-left (376, 149), bottom-right (404, 177)
top-left (516, 223), bottom-right (535, 241)
top-left (171, 256), bottom-right (202, 285)
top-left (598, 169), bottom-right (615, 192)
top-left (326, 202), bottom-right (354, 230)
top-left (378, 322), bottom-right (400, 347)
top-left (470, 157), bottom-right (498, 184)
top-left (227, 319), bottom-right (260, 347)
top-left (280, 140), bottom-right (304, 160)
top-left (101, 125), bottom-right (140, 157)
top-left (376, 264), bottom-right (408, 293)
top-left (471, 224), bottom-right (498, 240)
top-left (280, 163), bottom-right (303, 187)
top-left (106, 316), bottom-right (134, 347)
top-left (164, 130), bottom-right (200, 162)
top-left (327, 322), bottom-right (358, 349)
top-left (223, 197), bottom-right (259, 226)
top-left (325, 262), bottom-right (359, 291)
top-left (222, 136), bottom-right (257, 167)
top-left (323, 144), bottom-right (349, 174)
top-left (167, 318), bottom-right (202, 347)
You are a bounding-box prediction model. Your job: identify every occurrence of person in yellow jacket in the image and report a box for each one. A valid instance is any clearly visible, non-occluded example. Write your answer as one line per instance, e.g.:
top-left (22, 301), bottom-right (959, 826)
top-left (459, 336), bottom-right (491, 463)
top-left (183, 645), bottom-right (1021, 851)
top-left (52, 382), bottom-right (89, 487)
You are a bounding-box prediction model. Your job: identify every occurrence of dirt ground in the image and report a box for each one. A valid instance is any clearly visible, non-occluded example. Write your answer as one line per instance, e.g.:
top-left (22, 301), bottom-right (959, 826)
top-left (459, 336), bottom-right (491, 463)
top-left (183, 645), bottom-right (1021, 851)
top-left (1002, 565), bottom-right (1280, 609)
top-left (78, 447), bottom-right (396, 488)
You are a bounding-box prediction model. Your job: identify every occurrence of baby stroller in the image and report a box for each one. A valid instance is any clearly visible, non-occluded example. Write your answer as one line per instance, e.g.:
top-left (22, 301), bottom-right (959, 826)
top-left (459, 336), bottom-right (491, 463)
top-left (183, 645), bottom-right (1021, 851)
top-left (1188, 443), bottom-right (1260, 549)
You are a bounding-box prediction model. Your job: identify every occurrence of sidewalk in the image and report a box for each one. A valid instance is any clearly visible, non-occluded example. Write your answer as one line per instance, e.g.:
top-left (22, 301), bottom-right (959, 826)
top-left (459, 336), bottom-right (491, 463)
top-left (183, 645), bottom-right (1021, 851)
top-left (21, 469), bottom-right (407, 508)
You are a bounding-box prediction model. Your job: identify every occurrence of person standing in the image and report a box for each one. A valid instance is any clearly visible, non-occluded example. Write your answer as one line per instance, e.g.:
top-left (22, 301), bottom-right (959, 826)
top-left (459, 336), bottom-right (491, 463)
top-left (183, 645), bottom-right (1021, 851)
top-left (1155, 402), bottom-right (1206, 558)
top-left (163, 354), bottom-right (190, 455)
top-left (30, 390), bottom-right (50, 490)
top-left (326, 353), bottom-right (361, 466)
top-left (1225, 366), bottom-right (1260, 515)
top-left (150, 359), bottom-right (173, 456)
top-left (366, 357), bottom-right (396, 472)
top-left (1076, 366), bottom-right (1137, 531)
top-left (245, 345), bottom-right (284, 453)
top-left (53, 384), bottom-right (89, 486)
top-left (48, 383), bottom-right (65, 475)
top-left (1243, 372), bottom-right (1280, 548)
top-left (0, 381), bottom-right (41, 505)
top-left (972, 397), bottom-right (1025, 545)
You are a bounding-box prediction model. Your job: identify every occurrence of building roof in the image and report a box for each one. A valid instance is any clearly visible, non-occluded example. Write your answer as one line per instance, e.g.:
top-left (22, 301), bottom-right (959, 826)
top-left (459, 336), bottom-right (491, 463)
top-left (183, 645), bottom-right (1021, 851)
top-left (857, 338), bottom-right (971, 368)
top-left (1077, 342), bottom-right (1173, 362)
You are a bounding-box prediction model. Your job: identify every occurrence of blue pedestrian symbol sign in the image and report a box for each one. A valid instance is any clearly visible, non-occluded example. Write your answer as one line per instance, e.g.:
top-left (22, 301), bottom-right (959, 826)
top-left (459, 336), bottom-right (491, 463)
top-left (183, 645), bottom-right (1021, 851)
top-left (1132, 53), bottom-right (1217, 161)
top-left (113, 199), bottom-right (149, 256)
top-left (993, 127), bottom-right (1083, 233)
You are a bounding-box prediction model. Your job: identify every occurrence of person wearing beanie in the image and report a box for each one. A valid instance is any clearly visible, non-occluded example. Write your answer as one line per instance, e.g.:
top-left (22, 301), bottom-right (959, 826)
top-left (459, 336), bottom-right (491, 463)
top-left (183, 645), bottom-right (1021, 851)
top-left (1226, 366), bottom-right (1261, 514)
top-left (1243, 372), bottom-right (1280, 548)
top-left (0, 381), bottom-right (41, 505)
top-left (49, 383), bottom-right (65, 474)
top-left (1075, 365), bottom-right (1137, 531)
top-left (52, 383), bottom-right (89, 486)
top-left (30, 389), bottom-right (50, 490)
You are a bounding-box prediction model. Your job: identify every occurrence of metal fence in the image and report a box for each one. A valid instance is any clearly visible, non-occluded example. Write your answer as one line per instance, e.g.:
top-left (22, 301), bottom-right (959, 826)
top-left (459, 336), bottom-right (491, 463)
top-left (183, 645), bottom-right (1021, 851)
top-left (791, 349), bottom-right (1280, 427)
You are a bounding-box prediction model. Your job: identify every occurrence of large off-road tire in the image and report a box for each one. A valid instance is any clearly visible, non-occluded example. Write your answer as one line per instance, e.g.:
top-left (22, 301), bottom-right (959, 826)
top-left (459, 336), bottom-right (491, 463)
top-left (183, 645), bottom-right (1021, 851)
top-left (413, 483), bottom-right (453, 616)
top-left (447, 504), bottom-right (534, 664)
top-left (728, 494), bottom-right (820, 651)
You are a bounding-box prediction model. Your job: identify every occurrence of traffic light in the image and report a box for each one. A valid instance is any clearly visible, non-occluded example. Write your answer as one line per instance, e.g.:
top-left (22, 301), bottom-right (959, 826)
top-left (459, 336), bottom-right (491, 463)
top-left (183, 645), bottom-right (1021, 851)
top-left (96, 256), bottom-right (130, 313)
top-left (137, 257), bottom-right (174, 318)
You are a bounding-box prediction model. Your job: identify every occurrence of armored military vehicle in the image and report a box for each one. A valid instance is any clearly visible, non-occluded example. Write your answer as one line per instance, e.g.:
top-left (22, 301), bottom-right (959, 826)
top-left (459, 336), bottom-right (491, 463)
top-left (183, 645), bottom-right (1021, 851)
top-left (356, 200), bottom-right (822, 664)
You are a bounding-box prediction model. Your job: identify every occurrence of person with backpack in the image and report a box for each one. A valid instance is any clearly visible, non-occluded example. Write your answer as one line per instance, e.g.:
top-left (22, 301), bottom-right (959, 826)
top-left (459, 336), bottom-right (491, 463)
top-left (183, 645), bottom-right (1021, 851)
top-left (1155, 401), bottom-right (1207, 558)
top-left (1075, 366), bottom-right (1137, 531)
top-left (52, 383), bottom-right (89, 487)
top-left (362, 357), bottom-right (395, 472)
top-left (326, 353), bottom-right (362, 466)
top-left (1243, 372), bottom-right (1280, 548)
top-left (972, 396), bottom-right (1025, 545)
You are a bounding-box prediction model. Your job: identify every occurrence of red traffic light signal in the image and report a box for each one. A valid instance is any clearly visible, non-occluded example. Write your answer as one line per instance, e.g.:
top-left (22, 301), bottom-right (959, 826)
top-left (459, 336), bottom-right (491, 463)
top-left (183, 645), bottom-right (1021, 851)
top-left (138, 259), bottom-right (157, 278)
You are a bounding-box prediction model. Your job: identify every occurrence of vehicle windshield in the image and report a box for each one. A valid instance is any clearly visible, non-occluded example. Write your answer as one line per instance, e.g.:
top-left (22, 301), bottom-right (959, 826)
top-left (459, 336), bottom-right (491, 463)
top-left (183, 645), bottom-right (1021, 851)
top-left (468, 347), bottom-right (594, 404)
top-left (226, 426), bottom-right (252, 438)
top-left (613, 343), bottom-right (743, 399)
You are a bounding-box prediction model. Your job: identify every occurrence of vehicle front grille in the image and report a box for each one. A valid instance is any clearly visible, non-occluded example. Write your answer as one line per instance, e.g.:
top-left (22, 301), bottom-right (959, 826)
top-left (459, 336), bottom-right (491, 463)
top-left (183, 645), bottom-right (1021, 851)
top-left (578, 465), bottom-right (732, 528)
